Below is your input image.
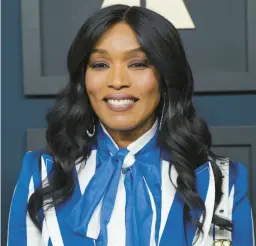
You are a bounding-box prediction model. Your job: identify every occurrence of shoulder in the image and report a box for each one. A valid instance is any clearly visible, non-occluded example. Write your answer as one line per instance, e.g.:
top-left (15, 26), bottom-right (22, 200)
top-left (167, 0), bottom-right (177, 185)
top-left (20, 149), bottom-right (54, 188)
top-left (214, 158), bottom-right (249, 196)
top-left (215, 158), bottom-right (248, 185)
top-left (20, 149), bottom-right (44, 175)
top-left (23, 149), bottom-right (54, 167)
top-left (229, 161), bottom-right (249, 193)
top-left (230, 161), bottom-right (248, 178)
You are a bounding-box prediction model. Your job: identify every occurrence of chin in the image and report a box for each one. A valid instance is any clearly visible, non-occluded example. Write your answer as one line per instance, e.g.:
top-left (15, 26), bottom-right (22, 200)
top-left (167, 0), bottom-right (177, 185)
top-left (101, 118), bottom-right (140, 131)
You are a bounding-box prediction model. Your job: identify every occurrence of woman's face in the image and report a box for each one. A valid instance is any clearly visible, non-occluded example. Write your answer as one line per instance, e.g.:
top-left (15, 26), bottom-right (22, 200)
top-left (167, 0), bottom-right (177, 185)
top-left (85, 22), bottom-right (160, 132)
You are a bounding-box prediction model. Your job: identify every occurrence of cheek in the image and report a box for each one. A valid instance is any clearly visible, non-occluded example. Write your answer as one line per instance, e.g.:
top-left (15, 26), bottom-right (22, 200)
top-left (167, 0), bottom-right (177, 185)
top-left (134, 72), bottom-right (160, 100)
top-left (85, 73), bottom-right (103, 99)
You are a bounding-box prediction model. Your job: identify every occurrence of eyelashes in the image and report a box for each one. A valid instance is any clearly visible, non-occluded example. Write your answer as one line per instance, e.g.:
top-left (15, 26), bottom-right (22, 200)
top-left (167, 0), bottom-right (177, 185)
top-left (90, 63), bottom-right (108, 69)
top-left (89, 60), bottom-right (150, 69)
top-left (130, 61), bottom-right (149, 68)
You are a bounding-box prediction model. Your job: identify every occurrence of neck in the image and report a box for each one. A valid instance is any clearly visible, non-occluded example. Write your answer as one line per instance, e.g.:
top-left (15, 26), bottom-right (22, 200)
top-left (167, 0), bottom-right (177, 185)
top-left (101, 115), bottom-right (157, 148)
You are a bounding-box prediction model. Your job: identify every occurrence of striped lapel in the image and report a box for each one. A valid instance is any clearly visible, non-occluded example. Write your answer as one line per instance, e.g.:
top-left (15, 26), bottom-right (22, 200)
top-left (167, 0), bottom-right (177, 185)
top-left (159, 160), bottom-right (216, 246)
top-left (41, 155), bottom-right (64, 246)
top-left (41, 154), bottom-right (96, 246)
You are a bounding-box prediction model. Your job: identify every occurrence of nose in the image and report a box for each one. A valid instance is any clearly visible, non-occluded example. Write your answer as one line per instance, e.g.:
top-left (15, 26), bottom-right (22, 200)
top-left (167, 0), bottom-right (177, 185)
top-left (107, 64), bottom-right (131, 89)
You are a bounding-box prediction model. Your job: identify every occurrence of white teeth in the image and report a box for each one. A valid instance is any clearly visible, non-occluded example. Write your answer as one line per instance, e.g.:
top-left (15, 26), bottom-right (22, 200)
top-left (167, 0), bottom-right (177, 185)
top-left (107, 99), bottom-right (135, 106)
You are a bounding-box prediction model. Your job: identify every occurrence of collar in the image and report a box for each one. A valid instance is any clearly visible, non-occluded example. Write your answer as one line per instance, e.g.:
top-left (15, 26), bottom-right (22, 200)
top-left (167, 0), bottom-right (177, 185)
top-left (99, 119), bottom-right (158, 152)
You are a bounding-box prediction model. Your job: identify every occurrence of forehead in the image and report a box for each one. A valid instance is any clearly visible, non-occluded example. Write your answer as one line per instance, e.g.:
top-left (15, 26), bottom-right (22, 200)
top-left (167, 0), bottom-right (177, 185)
top-left (93, 22), bottom-right (142, 52)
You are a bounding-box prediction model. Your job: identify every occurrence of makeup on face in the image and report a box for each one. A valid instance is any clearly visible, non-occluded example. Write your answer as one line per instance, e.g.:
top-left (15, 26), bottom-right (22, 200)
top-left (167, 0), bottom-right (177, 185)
top-left (85, 22), bottom-right (160, 145)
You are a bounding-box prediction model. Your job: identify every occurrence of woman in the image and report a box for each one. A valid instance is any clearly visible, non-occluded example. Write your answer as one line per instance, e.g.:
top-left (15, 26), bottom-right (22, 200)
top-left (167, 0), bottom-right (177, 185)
top-left (8, 4), bottom-right (254, 246)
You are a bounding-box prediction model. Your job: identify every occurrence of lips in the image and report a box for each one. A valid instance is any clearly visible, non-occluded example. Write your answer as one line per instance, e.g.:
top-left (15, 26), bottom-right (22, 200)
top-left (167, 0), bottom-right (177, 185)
top-left (103, 93), bottom-right (139, 101)
top-left (103, 93), bottom-right (139, 112)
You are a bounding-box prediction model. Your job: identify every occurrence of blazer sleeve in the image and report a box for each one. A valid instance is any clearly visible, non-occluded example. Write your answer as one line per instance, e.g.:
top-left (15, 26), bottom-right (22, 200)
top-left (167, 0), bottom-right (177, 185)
top-left (231, 162), bottom-right (255, 246)
top-left (7, 151), bottom-right (43, 246)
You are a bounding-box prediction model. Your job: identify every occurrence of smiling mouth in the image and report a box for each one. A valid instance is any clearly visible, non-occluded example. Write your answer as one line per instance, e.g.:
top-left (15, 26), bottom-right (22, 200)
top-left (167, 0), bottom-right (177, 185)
top-left (104, 98), bottom-right (138, 106)
top-left (103, 98), bottom-right (139, 112)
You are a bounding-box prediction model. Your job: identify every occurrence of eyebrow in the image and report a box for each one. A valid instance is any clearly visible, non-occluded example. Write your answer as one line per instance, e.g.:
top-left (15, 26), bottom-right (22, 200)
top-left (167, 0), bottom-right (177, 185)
top-left (91, 47), bottom-right (145, 55)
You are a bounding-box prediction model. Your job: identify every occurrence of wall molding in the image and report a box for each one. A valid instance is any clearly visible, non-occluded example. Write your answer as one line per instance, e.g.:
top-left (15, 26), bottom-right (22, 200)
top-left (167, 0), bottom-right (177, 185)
top-left (21, 0), bottom-right (256, 95)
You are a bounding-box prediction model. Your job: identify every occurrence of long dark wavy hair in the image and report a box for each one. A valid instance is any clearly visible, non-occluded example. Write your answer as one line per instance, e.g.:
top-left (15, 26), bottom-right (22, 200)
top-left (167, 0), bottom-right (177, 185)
top-left (28, 4), bottom-right (232, 243)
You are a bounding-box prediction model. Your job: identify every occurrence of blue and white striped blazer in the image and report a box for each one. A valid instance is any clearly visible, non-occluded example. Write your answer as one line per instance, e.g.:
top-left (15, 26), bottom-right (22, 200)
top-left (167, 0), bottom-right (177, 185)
top-left (8, 148), bottom-right (255, 246)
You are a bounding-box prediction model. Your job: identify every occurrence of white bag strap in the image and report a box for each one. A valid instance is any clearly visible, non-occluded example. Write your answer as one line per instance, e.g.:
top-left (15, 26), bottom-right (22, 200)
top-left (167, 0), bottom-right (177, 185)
top-left (214, 158), bottom-right (232, 242)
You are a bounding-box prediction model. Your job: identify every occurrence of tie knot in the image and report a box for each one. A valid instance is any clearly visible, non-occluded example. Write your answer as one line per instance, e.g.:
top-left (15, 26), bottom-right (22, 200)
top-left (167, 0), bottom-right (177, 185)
top-left (112, 149), bottom-right (135, 170)
top-left (114, 149), bottom-right (129, 159)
